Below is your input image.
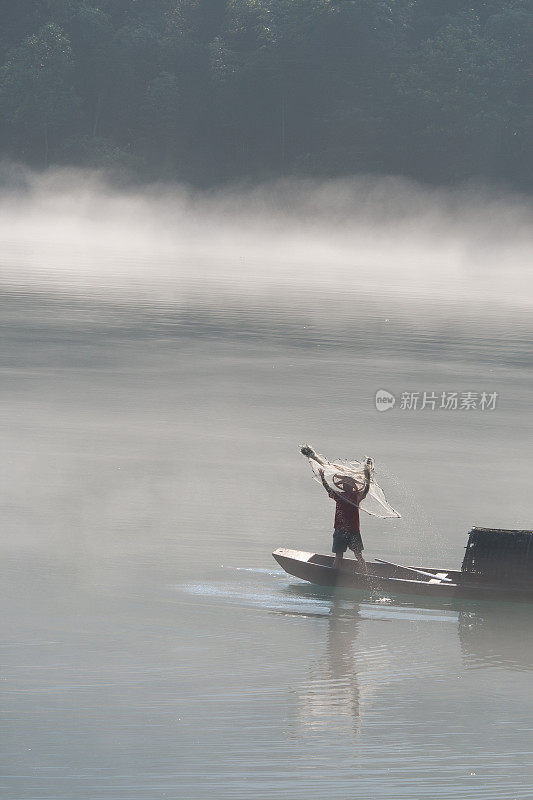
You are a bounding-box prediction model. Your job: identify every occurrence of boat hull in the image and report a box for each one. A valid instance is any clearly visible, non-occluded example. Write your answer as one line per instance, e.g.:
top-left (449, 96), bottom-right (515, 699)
top-left (272, 548), bottom-right (533, 602)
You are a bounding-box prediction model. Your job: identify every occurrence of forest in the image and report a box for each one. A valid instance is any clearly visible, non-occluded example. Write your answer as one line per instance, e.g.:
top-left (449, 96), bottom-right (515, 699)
top-left (0, 0), bottom-right (531, 188)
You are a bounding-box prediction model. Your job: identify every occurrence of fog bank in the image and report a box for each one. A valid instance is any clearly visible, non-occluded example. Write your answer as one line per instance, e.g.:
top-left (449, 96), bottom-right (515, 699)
top-left (0, 167), bottom-right (532, 313)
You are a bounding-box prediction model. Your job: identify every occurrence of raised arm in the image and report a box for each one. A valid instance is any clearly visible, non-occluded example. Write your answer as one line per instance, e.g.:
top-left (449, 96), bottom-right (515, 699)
top-left (300, 445), bottom-right (335, 499)
top-left (299, 444), bottom-right (326, 467)
top-left (320, 469), bottom-right (337, 501)
top-left (359, 457), bottom-right (373, 500)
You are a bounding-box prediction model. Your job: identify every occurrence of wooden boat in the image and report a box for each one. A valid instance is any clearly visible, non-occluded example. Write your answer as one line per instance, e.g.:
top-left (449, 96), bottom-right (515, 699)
top-left (273, 548), bottom-right (462, 598)
top-left (273, 529), bottom-right (533, 603)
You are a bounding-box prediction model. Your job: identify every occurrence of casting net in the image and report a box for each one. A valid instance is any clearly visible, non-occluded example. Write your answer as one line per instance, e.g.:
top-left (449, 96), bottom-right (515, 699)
top-left (301, 446), bottom-right (401, 519)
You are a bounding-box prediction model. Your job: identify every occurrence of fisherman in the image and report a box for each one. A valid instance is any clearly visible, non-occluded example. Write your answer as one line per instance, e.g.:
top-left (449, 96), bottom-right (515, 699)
top-left (300, 445), bottom-right (373, 569)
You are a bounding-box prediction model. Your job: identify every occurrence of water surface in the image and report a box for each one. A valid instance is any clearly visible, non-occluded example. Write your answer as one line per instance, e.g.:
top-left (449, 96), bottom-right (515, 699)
top-left (1, 174), bottom-right (533, 799)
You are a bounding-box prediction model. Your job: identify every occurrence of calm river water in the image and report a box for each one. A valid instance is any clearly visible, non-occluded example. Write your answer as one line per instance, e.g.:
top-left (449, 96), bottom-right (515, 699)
top-left (1, 174), bottom-right (533, 799)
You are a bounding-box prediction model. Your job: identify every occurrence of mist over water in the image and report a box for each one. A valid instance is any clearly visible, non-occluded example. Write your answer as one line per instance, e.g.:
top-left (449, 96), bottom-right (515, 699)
top-left (2, 166), bottom-right (533, 304)
top-left (1, 167), bottom-right (533, 799)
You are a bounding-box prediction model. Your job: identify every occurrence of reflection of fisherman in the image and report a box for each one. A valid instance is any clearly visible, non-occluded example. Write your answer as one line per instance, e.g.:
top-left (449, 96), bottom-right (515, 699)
top-left (300, 445), bottom-right (373, 569)
top-left (294, 594), bottom-right (362, 736)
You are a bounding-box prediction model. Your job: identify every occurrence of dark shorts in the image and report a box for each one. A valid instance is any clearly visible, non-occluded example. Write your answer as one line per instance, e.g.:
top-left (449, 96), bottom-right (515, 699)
top-left (332, 529), bottom-right (364, 554)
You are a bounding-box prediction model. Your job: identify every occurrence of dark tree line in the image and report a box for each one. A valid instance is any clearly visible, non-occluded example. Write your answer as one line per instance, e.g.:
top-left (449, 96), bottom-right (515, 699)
top-left (0, 0), bottom-right (532, 188)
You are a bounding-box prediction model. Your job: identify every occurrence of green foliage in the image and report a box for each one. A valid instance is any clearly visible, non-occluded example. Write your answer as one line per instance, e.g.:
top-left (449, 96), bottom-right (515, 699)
top-left (0, 0), bottom-right (531, 188)
top-left (0, 22), bottom-right (81, 164)
top-left (137, 71), bottom-right (183, 170)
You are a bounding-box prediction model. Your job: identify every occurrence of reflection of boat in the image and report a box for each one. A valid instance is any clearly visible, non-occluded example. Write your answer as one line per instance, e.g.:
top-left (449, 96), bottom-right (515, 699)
top-left (459, 604), bottom-right (533, 671)
top-left (273, 531), bottom-right (533, 603)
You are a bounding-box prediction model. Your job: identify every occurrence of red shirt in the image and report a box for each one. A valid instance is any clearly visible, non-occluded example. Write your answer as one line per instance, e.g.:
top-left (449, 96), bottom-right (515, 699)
top-left (322, 473), bottom-right (369, 532)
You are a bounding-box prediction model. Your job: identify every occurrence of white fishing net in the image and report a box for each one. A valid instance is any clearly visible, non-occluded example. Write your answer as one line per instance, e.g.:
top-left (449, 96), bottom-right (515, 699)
top-left (301, 446), bottom-right (401, 519)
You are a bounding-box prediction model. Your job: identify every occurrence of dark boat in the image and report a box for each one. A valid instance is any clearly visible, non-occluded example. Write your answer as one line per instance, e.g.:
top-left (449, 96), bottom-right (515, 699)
top-left (273, 527), bottom-right (533, 603)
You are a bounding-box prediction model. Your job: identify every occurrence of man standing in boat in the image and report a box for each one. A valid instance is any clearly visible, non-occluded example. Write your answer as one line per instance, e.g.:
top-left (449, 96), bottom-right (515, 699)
top-left (300, 445), bottom-right (373, 569)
